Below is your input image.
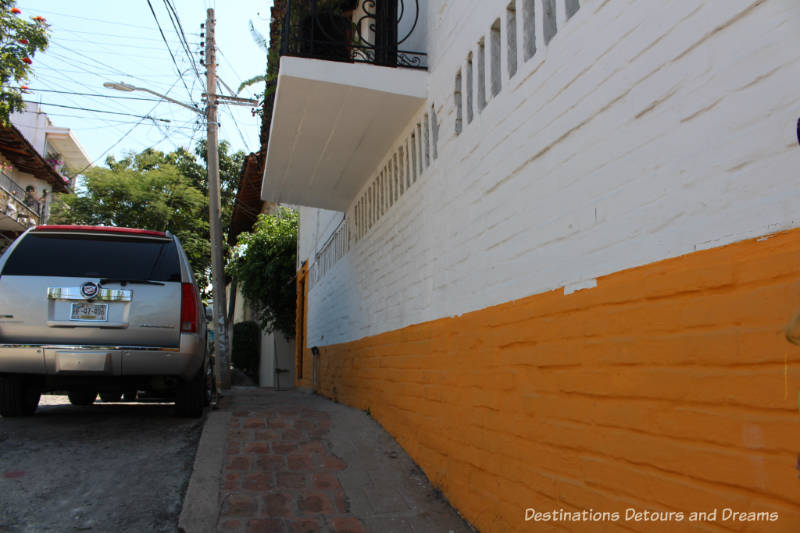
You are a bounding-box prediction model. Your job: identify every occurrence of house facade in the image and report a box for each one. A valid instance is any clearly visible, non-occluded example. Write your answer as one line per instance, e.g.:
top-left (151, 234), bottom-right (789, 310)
top-left (261, 0), bottom-right (800, 530)
top-left (0, 103), bottom-right (88, 249)
top-left (11, 102), bottom-right (90, 192)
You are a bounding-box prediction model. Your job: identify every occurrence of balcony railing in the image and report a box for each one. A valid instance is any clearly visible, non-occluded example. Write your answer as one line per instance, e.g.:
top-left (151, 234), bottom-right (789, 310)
top-left (0, 171), bottom-right (44, 226)
top-left (280, 0), bottom-right (426, 69)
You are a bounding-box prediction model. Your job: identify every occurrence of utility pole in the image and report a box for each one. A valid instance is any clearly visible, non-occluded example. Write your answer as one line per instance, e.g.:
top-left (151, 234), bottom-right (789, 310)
top-left (205, 8), bottom-right (230, 389)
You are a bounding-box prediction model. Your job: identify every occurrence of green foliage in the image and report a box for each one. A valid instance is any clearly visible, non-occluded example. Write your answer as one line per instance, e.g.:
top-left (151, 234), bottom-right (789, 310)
top-left (237, 74), bottom-right (267, 95)
top-left (0, 1), bottom-right (49, 125)
top-left (49, 141), bottom-right (245, 293)
top-left (231, 320), bottom-right (261, 377)
top-left (231, 207), bottom-right (298, 338)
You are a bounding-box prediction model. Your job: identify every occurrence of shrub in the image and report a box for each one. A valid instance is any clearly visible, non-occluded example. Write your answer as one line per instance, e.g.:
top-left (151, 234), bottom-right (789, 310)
top-left (231, 321), bottom-right (260, 377)
top-left (229, 208), bottom-right (298, 338)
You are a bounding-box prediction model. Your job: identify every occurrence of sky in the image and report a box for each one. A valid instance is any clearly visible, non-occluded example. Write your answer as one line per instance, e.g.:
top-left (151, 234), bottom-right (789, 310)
top-left (16, 0), bottom-right (274, 169)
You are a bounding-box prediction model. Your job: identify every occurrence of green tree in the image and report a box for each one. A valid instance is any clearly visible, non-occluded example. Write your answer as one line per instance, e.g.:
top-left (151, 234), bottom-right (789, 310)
top-left (0, 1), bottom-right (49, 125)
top-left (230, 207), bottom-right (298, 338)
top-left (49, 141), bottom-right (246, 292)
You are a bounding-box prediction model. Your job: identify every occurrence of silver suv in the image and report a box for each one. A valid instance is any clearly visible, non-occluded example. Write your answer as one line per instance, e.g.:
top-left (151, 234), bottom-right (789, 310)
top-left (0, 225), bottom-right (212, 417)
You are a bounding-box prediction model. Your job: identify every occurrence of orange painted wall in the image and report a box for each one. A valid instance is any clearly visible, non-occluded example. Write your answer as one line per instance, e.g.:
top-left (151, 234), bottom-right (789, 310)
top-left (298, 229), bottom-right (800, 532)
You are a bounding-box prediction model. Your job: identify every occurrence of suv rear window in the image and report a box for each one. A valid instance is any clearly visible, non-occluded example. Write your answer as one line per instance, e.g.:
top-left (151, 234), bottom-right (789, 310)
top-left (1, 233), bottom-right (181, 282)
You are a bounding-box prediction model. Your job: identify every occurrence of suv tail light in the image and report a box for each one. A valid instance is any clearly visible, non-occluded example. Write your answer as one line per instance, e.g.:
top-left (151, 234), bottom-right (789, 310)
top-left (180, 283), bottom-right (198, 333)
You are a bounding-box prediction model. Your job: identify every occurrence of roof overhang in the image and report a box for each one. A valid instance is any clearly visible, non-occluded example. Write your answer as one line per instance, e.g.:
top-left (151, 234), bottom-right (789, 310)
top-left (261, 56), bottom-right (428, 211)
top-left (0, 125), bottom-right (71, 193)
top-left (229, 151), bottom-right (265, 244)
top-left (45, 126), bottom-right (91, 170)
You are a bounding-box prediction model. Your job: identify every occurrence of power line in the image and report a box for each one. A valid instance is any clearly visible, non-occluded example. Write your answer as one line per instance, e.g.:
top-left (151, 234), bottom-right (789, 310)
top-left (23, 8), bottom-right (187, 32)
top-left (30, 101), bottom-right (172, 122)
top-left (13, 87), bottom-right (165, 102)
top-left (38, 65), bottom-right (189, 80)
top-left (78, 78), bottom-right (184, 173)
top-left (51, 36), bottom-right (190, 52)
top-left (217, 48), bottom-right (246, 88)
top-left (146, 0), bottom-right (196, 104)
top-left (163, 0), bottom-right (205, 89)
top-left (216, 81), bottom-right (250, 152)
top-left (53, 28), bottom-right (189, 44)
top-left (41, 113), bottom-right (198, 130)
top-left (49, 44), bottom-right (153, 81)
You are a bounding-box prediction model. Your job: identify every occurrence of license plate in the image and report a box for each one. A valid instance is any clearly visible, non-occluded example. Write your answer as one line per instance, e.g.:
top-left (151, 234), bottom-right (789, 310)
top-left (70, 303), bottom-right (108, 322)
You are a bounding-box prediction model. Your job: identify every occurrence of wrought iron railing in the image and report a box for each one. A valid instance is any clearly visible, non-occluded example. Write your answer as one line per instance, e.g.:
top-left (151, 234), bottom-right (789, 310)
top-left (280, 0), bottom-right (426, 69)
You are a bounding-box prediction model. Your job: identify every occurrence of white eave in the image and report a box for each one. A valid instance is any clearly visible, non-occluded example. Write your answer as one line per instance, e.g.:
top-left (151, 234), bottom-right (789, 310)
top-left (45, 126), bottom-right (91, 170)
top-left (262, 56), bottom-right (428, 211)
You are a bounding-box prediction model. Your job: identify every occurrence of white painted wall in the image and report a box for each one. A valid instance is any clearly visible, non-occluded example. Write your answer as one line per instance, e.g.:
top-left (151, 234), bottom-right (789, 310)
top-left (10, 103), bottom-right (48, 157)
top-left (299, 0), bottom-right (800, 346)
top-left (297, 205), bottom-right (345, 270)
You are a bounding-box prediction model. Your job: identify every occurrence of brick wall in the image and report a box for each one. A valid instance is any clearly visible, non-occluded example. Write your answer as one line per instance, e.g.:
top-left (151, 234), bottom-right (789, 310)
top-left (293, 1), bottom-right (800, 529)
top-left (304, 0), bottom-right (800, 347)
top-left (307, 229), bottom-right (800, 532)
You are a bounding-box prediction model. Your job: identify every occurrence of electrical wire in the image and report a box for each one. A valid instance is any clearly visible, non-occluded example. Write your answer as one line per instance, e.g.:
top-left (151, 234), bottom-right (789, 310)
top-left (146, 0), bottom-right (196, 104)
top-left (163, 0), bottom-right (205, 89)
top-left (29, 101), bottom-right (172, 122)
top-left (12, 87), bottom-right (165, 102)
top-left (49, 36), bottom-right (190, 52)
top-left (41, 113), bottom-right (198, 130)
top-left (23, 8), bottom-right (180, 32)
top-left (215, 81), bottom-right (250, 152)
top-left (52, 28), bottom-right (189, 44)
top-left (217, 48), bottom-right (246, 88)
top-left (77, 78), bottom-right (186, 173)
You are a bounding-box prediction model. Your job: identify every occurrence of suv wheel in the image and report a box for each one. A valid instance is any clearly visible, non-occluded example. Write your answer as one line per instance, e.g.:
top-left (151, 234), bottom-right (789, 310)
top-left (0, 376), bottom-right (40, 417)
top-left (68, 390), bottom-right (97, 406)
top-left (175, 368), bottom-right (204, 417)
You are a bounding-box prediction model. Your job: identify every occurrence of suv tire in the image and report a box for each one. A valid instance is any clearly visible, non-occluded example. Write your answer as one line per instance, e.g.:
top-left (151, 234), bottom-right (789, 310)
top-left (175, 367), bottom-right (204, 417)
top-left (68, 390), bottom-right (97, 406)
top-left (0, 376), bottom-right (40, 417)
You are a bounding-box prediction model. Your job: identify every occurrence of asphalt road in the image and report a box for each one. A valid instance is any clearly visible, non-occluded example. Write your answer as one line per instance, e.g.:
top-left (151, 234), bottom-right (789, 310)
top-left (0, 394), bottom-right (203, 533)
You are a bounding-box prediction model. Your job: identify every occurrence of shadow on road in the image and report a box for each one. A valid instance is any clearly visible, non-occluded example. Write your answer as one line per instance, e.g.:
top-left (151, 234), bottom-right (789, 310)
top-left (0, 395), bottom-right (204, 533)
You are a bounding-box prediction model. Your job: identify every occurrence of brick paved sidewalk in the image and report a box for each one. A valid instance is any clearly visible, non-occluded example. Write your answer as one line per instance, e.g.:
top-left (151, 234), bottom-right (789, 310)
top-left (213, 388), bottom-right (472, 533)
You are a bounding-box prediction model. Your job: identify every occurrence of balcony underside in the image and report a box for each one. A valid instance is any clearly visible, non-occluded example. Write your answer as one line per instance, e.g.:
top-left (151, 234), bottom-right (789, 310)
top-left (262, 56), bottom-right (427, 211)
top-left (46, 127), bottom-right (92, 170)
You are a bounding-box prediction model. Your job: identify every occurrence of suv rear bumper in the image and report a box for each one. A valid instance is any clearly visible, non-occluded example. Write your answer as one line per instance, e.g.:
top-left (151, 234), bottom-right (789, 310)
top-left (0, 334), bottom-right (203, 380)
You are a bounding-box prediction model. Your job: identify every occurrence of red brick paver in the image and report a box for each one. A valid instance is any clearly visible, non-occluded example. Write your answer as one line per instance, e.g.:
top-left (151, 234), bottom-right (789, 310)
top-left (218, 403), bottom-right (365, 532)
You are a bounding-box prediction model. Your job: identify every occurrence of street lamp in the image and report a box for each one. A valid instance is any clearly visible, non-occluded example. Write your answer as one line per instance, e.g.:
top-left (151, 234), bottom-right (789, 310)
top-left (103, 82), bottom-right (204, 114)
top-left (104, 79), bottom-right (231, 390)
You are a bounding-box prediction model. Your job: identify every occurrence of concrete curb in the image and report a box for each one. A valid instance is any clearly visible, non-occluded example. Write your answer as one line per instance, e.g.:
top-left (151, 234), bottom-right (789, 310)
top-left (178, 409), bottom-right (231, 533)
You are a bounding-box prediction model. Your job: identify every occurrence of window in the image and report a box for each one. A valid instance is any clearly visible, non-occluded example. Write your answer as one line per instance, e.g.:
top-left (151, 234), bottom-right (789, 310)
top-left (3, 234), bottom-right (180, 281)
